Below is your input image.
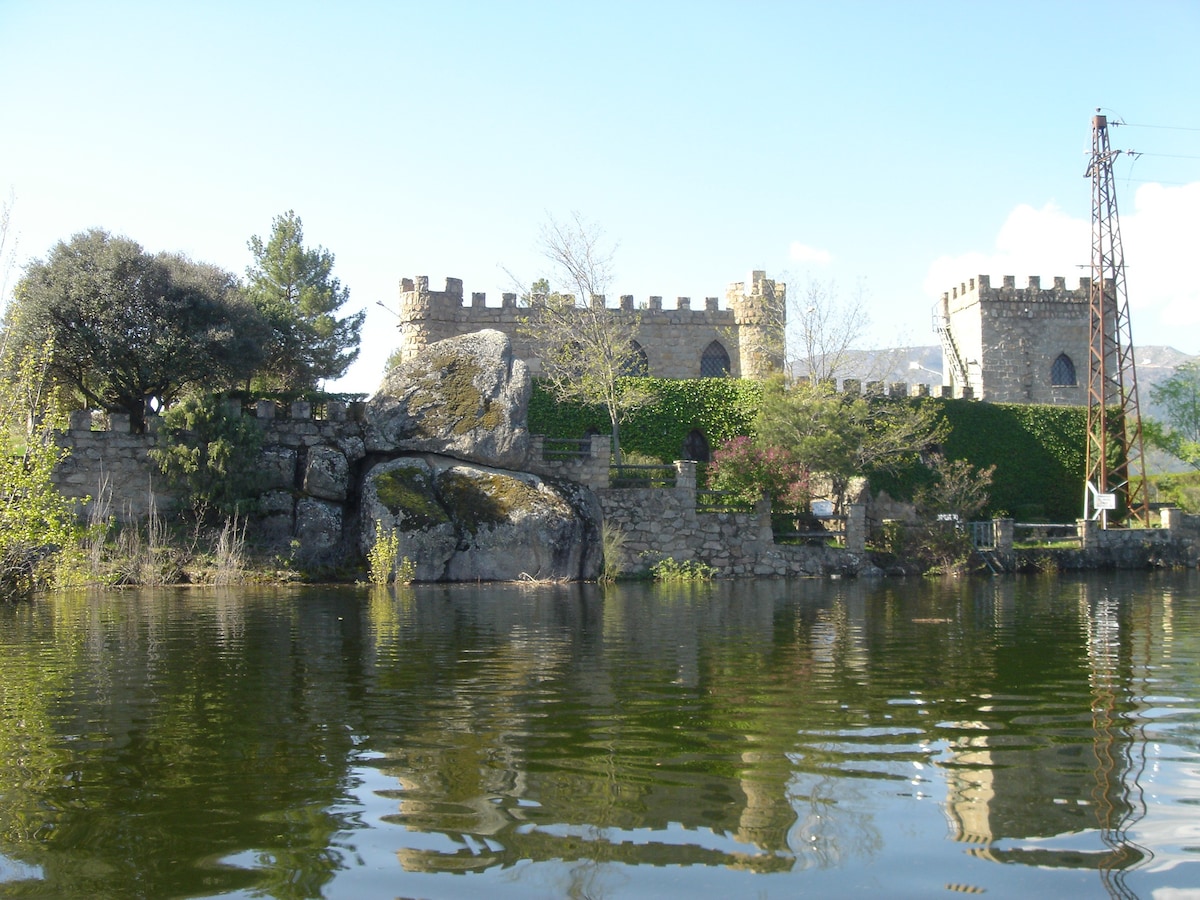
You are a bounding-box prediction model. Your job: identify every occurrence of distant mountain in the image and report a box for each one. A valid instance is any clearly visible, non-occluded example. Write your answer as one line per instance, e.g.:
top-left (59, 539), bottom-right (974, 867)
top-left (832, 346), bottom-right (1196, 417)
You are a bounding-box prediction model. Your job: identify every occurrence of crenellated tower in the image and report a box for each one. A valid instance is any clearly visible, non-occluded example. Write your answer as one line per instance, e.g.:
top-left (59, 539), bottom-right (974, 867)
top-left (936, 274), bottom-right (1096, 403)
top-left (726, 271), bottom-right (787, 379)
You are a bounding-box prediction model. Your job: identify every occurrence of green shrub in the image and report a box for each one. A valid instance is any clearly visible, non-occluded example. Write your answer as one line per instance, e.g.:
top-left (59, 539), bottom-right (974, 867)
top-left (532, 379), bottom-right (1089, 524)
top-left (366, 520), bottom-right (415, 584)
top-left (151, 394), bottom-right (264, 517)
top-left (651, 556), bottom-right (717, 582)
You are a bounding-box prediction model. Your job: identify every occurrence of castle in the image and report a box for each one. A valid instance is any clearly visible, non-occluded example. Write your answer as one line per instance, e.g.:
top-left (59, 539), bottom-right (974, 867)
top-left (936, 274), bottom-right (1099, 404)
top-left (393, 267), bottom-right (1101, 405)
top-left (394, 270), bottom-right (786, 380)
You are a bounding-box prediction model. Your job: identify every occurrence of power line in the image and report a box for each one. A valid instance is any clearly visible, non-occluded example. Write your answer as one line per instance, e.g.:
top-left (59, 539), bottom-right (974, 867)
top-left (1134, 151), bottom-right (1200, 160)
top-left (1112, 121), bottom-right (1200, 132)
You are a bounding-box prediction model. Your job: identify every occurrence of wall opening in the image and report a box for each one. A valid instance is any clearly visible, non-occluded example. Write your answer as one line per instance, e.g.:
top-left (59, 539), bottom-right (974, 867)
top-left (1050, 353), bottom-right (1077, 386)
top-left (681, 429), bottom-right (710, 462)
top-left (622, 340), bottom-right (650, 376)
top-left (700, 341), bottom-right (731, 378)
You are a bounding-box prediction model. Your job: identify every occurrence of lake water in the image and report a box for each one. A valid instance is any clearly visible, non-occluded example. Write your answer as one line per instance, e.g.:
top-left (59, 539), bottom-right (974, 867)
top-left (0, 574), bottom-right (1198, 899)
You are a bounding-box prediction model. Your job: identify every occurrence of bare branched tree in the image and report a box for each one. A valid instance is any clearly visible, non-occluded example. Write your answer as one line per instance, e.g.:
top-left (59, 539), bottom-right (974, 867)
top-left (789, 278), bottom-right (869, 383)
top-left (0, 190), bottom-right (17, 320)
top-left (539, 211), bottom-right (616, 303)
top-left (518, 213), bottom-right (650, 465)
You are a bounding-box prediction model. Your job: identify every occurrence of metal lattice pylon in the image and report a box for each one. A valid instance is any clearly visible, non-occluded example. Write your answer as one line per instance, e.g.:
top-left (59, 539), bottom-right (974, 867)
top-left (1084, 111), bottom-right (1149, 526)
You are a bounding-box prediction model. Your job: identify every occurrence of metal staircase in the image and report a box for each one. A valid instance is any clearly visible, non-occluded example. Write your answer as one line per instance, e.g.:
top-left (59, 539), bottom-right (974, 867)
top-left (932, 307), bottom-right (969, 393)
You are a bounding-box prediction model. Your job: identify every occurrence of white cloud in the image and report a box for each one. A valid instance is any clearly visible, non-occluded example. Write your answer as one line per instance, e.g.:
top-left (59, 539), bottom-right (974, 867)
top-left (923, 186), bottom-right (1200, 351)
top-left (923, 202), bottom-right (1090, 298)
top-left (1122, 182), bottom-right (1200, 334)
top-left (789, 242), bottom-right (832, 265)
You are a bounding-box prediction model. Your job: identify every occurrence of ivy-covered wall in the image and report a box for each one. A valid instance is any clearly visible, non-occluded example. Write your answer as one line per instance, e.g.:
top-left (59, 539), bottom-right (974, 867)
top-left (530, 380), bottom-right (1088, 523)
top-left (529, 378), bottom-right (762, 464)
top-left (938, 401), bottom-right (1086, 522)
top-left (869, 400), bottom-right (1087, 522)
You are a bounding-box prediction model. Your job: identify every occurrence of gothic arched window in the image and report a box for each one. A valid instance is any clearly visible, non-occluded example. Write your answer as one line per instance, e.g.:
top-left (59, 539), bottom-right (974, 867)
top-left (1050, 353), bottom-right (1077, 386)
top-left (700, 341), bottom-right (731, 378)
top-left (621, 340), bottom-right (650, 376)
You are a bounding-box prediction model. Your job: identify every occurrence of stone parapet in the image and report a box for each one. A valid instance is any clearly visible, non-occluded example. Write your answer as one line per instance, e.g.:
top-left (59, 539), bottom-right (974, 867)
top-left (939, 273), bottom-right (1096, 405)
top-left (394, 272), bottom-right (786, 380)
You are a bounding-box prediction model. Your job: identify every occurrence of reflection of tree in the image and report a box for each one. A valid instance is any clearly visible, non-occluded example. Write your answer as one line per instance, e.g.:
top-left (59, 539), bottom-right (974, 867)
top-left (0, 588), bottom-right (364, 899)
top-left (0, 574), bottom-right (1185, 896)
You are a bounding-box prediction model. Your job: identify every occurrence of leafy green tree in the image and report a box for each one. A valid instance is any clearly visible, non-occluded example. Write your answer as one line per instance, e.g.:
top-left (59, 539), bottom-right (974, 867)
top-left (914, 456), bottom-right (995, 521)
top-left (518, 213), bottom-right (649, 464)
top-left (3, 229), bottom-right (265, 430)
top-left (1146, 361), bottom-right (1200, 470)
top-left (0, 339), bottom-right (77, 598)
top-left (753, 377), bottom-right (948, 512)
top-left (245, 211), bottom-right (364, 392)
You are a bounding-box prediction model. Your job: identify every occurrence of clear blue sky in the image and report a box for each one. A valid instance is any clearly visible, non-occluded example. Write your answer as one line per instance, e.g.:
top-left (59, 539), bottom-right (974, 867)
top-left (2, 0), bottom-right (1198, 393)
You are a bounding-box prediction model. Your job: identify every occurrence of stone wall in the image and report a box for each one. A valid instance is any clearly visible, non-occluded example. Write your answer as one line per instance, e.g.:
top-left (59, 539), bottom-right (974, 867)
top-left (597, 462), bottom-right (871, 578)
top-left (54, 410), bottom-right (169, 520)
top-left (939, 275), bottom-right (1100, 404)
top-left (53, 403), bottom-right (368, 563)
top-left (52, 411), bottom-right (875, 578)
top-left (395, 271), bottom-right (785, 381)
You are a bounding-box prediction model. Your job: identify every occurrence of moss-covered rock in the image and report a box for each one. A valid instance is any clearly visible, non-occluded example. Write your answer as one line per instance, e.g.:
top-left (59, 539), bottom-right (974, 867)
top-left (360, 454), bottom-right (602, 582)
top-left (364, 330), bottom-right (530, 468)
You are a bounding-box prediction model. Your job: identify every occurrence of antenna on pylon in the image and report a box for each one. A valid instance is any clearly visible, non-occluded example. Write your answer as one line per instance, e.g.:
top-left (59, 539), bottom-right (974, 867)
top-left (1084, 109), bottom-right (1150, 527)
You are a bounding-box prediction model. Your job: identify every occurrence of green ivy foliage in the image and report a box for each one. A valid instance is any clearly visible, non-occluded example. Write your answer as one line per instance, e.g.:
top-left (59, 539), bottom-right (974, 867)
top-left (530, 380), bottom-right (1089, 523)
top-left (529, 378), bottom-right (761, 463)
top-left (871, 400), bottom-right (1087, 522)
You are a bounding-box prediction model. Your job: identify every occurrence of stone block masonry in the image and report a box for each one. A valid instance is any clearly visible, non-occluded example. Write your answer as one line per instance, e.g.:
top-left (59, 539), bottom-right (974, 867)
top-left (53, 402), bottom-right (368, 532)
top-left (52, 408), bottom-right (874, 578)
top-left (938, 275), bottom-right (1097, 404)
top-left (394, 271), bottom-right (786, 381)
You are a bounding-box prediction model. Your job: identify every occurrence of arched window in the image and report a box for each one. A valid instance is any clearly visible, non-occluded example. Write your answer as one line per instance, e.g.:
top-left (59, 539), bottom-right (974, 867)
top-left (700, 341), bottom-right (731, 378)
top-left (681, 429), bottom-right (710, 462)
top-left (1050, 353), bottom-right (1077, 386)
top-left (621, 340), bottom-right (650, 376)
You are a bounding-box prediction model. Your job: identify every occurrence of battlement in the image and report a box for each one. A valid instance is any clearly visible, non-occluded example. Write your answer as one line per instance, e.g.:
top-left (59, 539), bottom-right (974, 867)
top-left (397, 274), bottom-right (780, 317)
top-left (394, 271), bottom-right (786, 381)
top-left (937, 273), bottom-right (1096, 405)
top-left (944, 274), bottom-right (1091, 304)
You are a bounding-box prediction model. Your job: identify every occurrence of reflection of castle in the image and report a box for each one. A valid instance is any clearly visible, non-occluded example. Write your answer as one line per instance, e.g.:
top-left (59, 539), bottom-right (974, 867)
top-left (394, 271), bottom-right (786, 380)
top-left (939, 581), bottom-right (1150, 881)
top-left (935, 275), bottom-right (1100, 404)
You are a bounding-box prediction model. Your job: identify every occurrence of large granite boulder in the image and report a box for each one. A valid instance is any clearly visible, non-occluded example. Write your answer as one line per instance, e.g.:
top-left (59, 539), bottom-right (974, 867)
top-left (361, 455), bottom-right (603, 582)
top-left (364, 330), bottom-right (530, 469)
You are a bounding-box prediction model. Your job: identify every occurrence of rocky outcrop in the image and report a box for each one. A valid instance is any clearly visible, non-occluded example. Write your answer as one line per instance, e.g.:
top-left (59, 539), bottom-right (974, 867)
top-left (360, 456), bottom-right (602, 582)
top-left (356, 330), bottom-right (602, 582)
top-left (363, 329), bottom-right (531, 470)
top-left (52, 330), bottom-right (603, 582)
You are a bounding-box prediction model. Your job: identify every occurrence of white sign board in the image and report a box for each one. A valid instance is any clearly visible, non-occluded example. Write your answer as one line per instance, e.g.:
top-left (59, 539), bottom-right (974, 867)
top-left (811, 500), bottom-right (834, 518)
top-left (1095, 492), bottom-right (1117, 511)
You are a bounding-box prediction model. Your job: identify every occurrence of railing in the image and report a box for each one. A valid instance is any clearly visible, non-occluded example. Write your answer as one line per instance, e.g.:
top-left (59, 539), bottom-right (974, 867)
top-left (773, 513), bottom-right (846, 547)
top-left (608, 464), bottom-right (677, 489)
top-left (695, 489), bottom-right (756, 514)
top-left (969, 520), bottom-right (996, 549)
top-left (1013, 522), bottom-right (1080, 547)
top-left (540, 437), bottom-right (594, 461)
top-left (932, 307), bottom-right (968, 390)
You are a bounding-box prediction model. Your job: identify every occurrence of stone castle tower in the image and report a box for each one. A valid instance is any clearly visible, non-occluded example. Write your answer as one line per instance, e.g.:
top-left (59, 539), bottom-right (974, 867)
top-left (394, 271), bottom-right (785, 380)
top-left (935, 274), bottom-right (1099, 404)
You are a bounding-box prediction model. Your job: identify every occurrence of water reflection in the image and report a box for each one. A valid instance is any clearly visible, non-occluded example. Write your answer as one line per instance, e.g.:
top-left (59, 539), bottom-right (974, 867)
top-left (0, 574), bottom-right (1196, 897)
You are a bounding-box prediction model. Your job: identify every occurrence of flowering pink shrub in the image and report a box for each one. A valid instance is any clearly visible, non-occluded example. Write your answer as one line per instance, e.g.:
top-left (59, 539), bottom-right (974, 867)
top-left (707, 437), bottom-right (810, 512)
